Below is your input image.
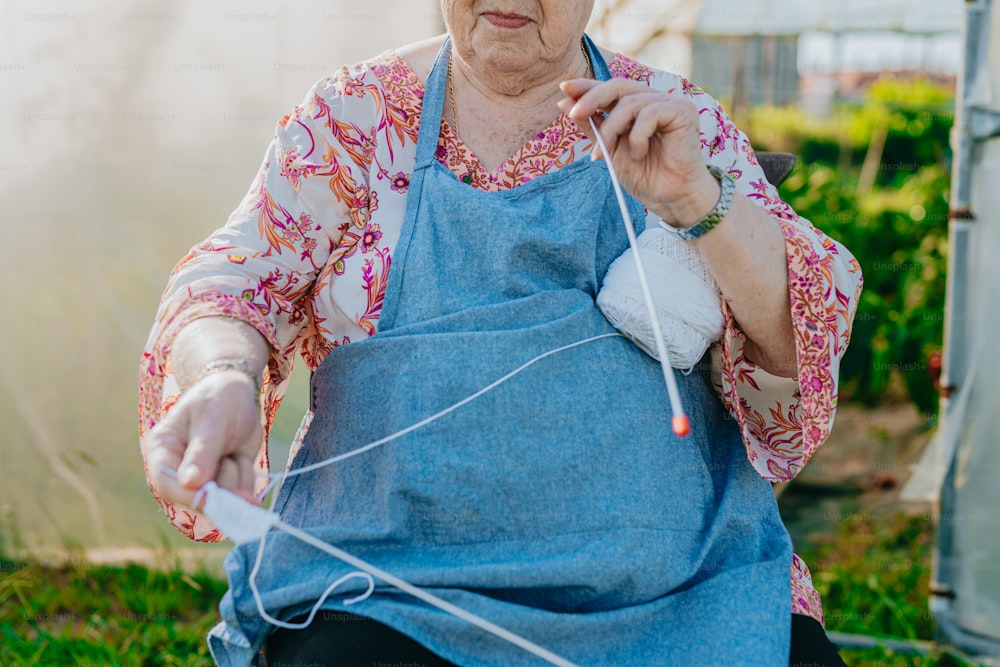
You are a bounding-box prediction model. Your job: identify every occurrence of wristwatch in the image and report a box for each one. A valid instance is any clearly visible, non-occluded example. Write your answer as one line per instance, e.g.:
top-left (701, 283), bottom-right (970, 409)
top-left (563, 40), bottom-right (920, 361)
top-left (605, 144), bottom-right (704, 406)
top-left (658, 164), bottom-right (735, 241)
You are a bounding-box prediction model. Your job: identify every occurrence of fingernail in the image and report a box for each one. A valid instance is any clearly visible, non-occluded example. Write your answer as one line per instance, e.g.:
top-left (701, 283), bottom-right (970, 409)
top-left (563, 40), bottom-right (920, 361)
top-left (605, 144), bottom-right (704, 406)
top-left (179, 463), bottom-right (201, 485)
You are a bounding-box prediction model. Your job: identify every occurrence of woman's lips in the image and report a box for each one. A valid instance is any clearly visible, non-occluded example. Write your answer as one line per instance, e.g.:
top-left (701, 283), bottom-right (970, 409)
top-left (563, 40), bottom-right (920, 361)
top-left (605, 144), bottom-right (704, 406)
top-left (484, 12), bottom-right (531, 28)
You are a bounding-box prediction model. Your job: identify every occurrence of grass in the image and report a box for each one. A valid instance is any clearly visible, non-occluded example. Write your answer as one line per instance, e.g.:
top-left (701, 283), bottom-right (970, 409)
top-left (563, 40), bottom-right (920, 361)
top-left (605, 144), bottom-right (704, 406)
top-left (793, 512), bottom-right (979, 666)
top-left (0, 556), bottom-right (227, 666)
top-left (0, 513), bottom-right (986, 666)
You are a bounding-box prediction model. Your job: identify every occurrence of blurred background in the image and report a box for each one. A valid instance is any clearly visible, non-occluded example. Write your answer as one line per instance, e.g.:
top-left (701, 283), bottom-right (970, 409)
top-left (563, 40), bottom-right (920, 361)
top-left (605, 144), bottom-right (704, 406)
top-left (2, 0), bottom-right (995, 665)
top-left (0, 0), bottom-right (445, 557)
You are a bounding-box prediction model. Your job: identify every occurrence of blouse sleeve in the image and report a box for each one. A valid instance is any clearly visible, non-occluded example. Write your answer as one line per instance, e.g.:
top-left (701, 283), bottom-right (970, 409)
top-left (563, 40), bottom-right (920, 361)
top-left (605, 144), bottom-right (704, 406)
top-left (138, 71), bottom-right (376, 541)
top-left (680, 78), bottom-right (864, 482)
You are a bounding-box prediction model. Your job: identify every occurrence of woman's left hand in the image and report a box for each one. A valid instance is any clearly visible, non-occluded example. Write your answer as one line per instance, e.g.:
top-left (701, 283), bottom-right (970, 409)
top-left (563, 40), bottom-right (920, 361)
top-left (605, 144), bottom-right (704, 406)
top-left (559, 77), bottom-right (799, 377)
top-left (558, 79), bottom-right (719, 229)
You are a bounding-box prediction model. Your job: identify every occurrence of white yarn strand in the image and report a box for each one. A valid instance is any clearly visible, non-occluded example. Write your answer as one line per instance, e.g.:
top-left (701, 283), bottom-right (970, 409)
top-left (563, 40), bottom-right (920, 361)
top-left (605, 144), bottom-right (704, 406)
top-left (248, 526), bottom-right (375, 632)
top-left (272, 332), bottom-right (623, 482)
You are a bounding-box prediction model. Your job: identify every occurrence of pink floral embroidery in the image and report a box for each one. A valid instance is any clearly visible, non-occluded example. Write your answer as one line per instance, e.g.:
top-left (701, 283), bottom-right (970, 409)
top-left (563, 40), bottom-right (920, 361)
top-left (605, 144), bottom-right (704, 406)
top-left (682, 78), bottom-right (706, 96)
top-left (390, 171), bottom-right (410, 194)
top-left (613, 57), bottom-right (654, 82)
top-left (792, 555), bottom-right (825, 626)
top-left (348, 185), bottom-right (378, 229)
top-left (436, 117), bottom-right (588, 191)
top-left (361, 222), bottom-right (383, 253)
top-left (280, 146), bottom-right (319, 192)
top-left (357, 247), bottom-right (391, 335)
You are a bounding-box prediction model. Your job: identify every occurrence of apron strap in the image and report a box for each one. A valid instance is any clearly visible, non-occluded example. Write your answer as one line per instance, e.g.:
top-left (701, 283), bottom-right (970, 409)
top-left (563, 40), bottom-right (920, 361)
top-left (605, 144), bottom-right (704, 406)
top-left (582, 34), bottom-right (613, 82)
top-left (414, 38), bottom-right (452, 170)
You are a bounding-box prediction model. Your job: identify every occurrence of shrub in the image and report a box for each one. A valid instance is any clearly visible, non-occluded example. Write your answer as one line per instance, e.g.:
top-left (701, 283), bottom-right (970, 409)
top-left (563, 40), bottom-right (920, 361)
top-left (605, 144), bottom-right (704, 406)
top-left (751, 78), bottom-right (953, 413)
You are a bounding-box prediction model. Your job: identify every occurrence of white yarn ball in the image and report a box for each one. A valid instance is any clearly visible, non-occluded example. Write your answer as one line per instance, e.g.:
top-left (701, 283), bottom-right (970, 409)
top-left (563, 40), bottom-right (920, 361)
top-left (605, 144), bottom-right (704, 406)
top-left (597, 226), bottom-right (724, 369)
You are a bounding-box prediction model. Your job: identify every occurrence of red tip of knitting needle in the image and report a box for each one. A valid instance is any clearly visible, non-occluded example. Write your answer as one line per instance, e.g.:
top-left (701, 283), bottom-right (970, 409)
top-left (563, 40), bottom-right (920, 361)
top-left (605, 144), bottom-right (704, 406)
top-left (672, 415), bottom-right (691, 438)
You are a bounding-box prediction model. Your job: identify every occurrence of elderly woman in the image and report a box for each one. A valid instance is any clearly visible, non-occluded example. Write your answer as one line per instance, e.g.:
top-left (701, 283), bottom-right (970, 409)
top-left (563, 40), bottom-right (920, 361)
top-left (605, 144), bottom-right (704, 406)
top-left (141, 2), bottom-right (861, 665)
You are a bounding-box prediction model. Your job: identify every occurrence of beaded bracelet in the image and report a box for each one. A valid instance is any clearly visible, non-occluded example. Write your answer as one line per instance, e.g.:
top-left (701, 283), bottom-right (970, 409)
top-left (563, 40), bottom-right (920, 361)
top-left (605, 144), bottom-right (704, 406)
top-left (194, 359), bottom-right (262, 405)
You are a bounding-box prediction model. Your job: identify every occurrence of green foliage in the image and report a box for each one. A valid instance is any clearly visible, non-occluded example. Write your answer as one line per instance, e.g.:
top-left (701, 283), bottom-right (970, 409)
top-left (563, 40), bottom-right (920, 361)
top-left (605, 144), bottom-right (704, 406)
top-left (0, 557), bottom-right (227, 666)
top-left (804, 513), bottom-right (934, 638)
top-left (751, 78), bottom-right (954, 411)
top-left (792, 512), bottom-right (975, 667)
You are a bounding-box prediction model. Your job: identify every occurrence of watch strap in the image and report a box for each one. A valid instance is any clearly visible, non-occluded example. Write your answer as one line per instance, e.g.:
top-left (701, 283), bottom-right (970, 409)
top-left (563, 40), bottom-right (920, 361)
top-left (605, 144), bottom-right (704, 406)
top-left (658, 164), bottom-right (735, 241)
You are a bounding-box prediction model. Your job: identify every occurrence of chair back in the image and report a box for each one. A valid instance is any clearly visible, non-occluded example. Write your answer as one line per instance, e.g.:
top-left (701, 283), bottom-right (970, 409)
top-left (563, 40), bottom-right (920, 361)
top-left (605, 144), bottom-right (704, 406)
top-left (756, 152), bottom-right (797, 187)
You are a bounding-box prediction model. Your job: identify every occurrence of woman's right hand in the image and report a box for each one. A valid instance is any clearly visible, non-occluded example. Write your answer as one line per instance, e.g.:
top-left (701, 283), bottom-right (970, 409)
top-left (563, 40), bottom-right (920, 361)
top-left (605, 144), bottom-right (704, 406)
top-left (142, 369), bottom-right (263, 509)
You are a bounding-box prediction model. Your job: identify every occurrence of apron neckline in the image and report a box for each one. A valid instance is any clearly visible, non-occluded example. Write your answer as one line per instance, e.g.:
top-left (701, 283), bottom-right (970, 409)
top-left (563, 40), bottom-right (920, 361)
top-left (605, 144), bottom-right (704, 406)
top-left (413, 34), bottom-right (612, 174)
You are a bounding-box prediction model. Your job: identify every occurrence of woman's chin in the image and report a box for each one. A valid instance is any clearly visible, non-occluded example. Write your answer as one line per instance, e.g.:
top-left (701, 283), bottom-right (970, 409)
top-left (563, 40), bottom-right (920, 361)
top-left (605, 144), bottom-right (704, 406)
top-left (467, 39), bottom-right (536, 74)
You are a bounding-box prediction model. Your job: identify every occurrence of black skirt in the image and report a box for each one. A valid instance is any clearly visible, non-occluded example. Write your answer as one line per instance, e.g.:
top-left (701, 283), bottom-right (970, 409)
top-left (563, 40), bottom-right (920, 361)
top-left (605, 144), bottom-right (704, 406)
top-left (263, 611), bottom-right (848, 666)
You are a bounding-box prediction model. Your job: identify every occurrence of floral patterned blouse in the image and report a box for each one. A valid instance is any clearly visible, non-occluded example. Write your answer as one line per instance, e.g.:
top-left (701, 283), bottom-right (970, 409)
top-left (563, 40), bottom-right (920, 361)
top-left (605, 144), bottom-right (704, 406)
top-left (139, 47), bottom-right (863, 628)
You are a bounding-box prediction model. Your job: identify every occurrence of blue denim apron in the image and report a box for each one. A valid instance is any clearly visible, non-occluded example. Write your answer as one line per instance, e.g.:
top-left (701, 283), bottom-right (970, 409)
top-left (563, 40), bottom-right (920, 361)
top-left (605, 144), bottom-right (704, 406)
top-left (209, 36), bottom-right (792, 667)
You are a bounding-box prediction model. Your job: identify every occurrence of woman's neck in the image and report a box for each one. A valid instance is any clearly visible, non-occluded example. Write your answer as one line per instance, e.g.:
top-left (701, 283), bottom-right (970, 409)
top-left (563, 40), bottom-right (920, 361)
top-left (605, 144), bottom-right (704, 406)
top-left (453, 39), bottom-right (588, 101)
top-left (448, 41), bottom-right (591, 171)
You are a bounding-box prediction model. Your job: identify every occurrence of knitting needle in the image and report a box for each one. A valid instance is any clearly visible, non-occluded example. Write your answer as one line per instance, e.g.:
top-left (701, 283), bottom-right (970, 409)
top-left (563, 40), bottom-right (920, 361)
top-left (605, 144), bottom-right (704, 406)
top-left (588, 117), bottom-right (690, 437)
